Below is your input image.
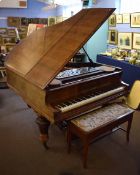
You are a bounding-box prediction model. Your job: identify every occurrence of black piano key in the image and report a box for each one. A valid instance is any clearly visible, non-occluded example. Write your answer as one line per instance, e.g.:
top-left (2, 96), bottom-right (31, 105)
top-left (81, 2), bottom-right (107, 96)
top-left (60, 103), bottom-right (67, 107)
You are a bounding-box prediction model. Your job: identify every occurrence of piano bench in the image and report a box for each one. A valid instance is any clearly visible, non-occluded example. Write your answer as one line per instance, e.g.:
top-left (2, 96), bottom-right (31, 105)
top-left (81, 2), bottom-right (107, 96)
top-left (67, 103), bottom-right (134, 168)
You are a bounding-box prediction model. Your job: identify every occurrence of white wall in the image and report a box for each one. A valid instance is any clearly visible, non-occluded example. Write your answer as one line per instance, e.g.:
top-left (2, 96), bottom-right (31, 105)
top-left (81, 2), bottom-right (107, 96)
top-left (120, 0), bottom-right (140, 13)
top-left (0, 0), bottom-right (27, 8)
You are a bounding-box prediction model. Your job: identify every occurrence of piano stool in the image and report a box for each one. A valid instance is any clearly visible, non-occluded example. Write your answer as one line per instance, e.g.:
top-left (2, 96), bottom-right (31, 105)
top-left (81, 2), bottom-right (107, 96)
top-left (67, 103), bottom-right (134, 168)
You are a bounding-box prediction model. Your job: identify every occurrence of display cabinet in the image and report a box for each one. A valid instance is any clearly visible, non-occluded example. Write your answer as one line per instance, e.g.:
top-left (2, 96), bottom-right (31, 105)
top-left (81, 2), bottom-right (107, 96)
top-left (97, 54), bottom-right (140, 88)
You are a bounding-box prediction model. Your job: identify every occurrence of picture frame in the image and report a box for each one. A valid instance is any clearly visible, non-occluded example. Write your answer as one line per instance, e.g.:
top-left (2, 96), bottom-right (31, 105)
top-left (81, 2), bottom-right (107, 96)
top-left (109, 14), bottom-right (116, 27)
top-left (20, 17), bottom-right (28, 26)
top-left (19, 34), bottom-right (26, 40)
top-left (39, 18), bottom-right (48, 25)
top-left (118, 32), bottom-right (132, 50)
top-left (108, 29), bottom-right (118, 45)
top-left (133, 33), bottom-right (140, 50)
top-left (131, 12), bottom-right (140, 27)
top-left (116, 14), bottom-right (123, 24)
top-left (6, 44), bottom-right (15, 52)
top-left (48, 17), bottom-right (56, 26)
top-left (123, 13), bottom-right (130, 24)
top-left (0, 36), bottom-right (3, 45)
top-left (27, 18), bottom-right (35, 24)
top-left (82, 0), bottom-right (89, 7)
top-left (32, 18), bottom-right (40, 24)
top-left (18, 26), bottom-right (28, 34)
top-left (7, 17), bottom-right (21, 27)
top-left (2, 36), bottom-right (17, 45)
top-left (18, 26), bottom-right (27, 39)
top-left (56, 16), bottom-right (63, 24)
top-left (7, 28), bottom-right (17, 37)
top-left (0, 28), bottom-right (7, 36)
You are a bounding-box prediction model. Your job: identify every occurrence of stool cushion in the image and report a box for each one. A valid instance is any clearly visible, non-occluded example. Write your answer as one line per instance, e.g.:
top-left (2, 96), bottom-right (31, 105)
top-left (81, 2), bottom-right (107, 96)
top-left (71, 103), bottom-right (134, 132)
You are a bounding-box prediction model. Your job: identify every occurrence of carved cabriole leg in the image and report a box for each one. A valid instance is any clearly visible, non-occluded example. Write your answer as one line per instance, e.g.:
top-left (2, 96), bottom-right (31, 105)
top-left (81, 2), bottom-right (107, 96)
top-left (82, 138), bottom-right (89, 169)
top-left (36, 115), bottom-right (50, 149)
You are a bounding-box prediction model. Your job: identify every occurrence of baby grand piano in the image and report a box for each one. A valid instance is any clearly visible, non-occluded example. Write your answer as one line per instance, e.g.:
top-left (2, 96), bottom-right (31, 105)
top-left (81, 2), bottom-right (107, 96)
top-left (5, 8), bottom-right (129, 148)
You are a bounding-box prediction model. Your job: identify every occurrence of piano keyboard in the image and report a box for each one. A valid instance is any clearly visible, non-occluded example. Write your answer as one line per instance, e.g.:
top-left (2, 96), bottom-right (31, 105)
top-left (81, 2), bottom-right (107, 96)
top-left (56, 86), bottom-right (125, 113)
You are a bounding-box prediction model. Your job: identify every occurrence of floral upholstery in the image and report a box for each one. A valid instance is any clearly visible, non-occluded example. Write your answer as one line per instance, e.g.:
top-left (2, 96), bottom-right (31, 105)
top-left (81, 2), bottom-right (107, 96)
top-left (71, 103), bottom-right (134, 132)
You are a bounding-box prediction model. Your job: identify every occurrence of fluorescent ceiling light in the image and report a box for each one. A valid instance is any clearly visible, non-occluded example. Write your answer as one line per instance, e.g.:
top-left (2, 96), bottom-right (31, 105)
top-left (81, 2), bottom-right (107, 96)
top-left (38, 0), bottom-right (81, 6)
top-left (55, 0), bottom-right (81, 6)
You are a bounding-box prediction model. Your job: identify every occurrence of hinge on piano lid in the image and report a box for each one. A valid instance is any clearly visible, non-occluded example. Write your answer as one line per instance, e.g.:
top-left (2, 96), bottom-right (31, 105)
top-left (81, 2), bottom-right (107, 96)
top-left (48, 79), bottom-right (62, 88)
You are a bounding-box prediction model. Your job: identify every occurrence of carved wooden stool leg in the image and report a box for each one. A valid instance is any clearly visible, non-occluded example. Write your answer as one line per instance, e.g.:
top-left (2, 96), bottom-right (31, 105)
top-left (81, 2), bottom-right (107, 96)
top-left (67, 123), bottom-right (72, 153)
top-left (36, 116), bottom-right (50, 149)
top-left (82, 138), bottom-right (89, 169)
top-left (126, 114), bottom-right (133, 142)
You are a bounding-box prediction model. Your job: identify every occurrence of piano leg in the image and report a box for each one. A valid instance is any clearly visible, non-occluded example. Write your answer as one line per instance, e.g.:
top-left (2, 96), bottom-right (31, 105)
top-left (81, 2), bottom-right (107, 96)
top-left (36, 116), bottom-right (50, 149)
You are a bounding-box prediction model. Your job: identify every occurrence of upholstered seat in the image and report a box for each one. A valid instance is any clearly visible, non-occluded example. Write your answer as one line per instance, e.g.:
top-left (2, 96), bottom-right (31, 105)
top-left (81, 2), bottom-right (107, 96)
top-left (71, 103), bottom-right (134, 132)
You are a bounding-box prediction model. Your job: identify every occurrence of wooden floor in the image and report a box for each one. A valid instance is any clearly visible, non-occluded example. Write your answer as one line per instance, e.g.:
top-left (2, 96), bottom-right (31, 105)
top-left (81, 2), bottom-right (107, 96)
top-left (0, 89), bottom-right (140, 175)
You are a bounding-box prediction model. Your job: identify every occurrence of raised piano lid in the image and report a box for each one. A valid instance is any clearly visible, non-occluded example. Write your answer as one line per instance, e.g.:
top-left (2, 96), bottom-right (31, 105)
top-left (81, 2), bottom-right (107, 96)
top-left (5, 8), bottom-right (115, 89)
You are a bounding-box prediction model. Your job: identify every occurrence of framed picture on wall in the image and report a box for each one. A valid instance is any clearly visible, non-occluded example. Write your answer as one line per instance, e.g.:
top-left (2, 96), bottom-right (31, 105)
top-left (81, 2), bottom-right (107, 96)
top-left (131, 12), bottom-right (140, 27)
top-left (0, 36), bottom-right (4, 45)
top-left (116, 14), bottom-right (123, 24)
top-left (133, 33), bottom-right (140, 50)
top-left (6, 44), bottom-right (15, 52)
top-left (108, 29), bottom-right (118, 45)
top-left (19, 34), bottom-right (26, 40)
top-left (118, 32), bottom-right (132, 50)
top-left (20, 17), bottom-right (28, 26)
top-left (0, 28), bottom-right (7, 36)
top-left (2, 36), bottom-right (16, 45)
top-left (7, 17), bottom-right (21, 27)
top-left (39, 18), bottom-right (48, 25)
top-left (18, 26), bottom-right (28, 34)
top-left (48, 17), bottom-right (56, 26)
top-left (109, 14), bottom-right (116, 27)
top-left (123, 13), bottom-right (130, 23)
top-left (7, 28), bottom-right (17, 37)
top-left (56, 16), bottom-right (63, 24)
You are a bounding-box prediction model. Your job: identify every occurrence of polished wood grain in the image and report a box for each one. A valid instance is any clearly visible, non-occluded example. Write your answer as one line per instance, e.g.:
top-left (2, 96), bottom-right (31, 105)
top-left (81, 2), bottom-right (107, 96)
top-left (6, 8), bottom-right (115, 89)
top-left (6, 69), bottom-right (56, 123)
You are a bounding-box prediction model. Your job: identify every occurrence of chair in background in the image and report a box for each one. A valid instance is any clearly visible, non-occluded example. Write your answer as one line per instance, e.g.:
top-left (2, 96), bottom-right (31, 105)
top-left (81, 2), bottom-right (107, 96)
top-left (126, 80), bottom-right (140, 110)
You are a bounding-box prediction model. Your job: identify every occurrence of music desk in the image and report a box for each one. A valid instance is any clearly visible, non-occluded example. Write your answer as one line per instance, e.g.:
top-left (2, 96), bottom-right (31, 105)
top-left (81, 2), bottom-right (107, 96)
top-left (97, 54), bottom-right (140, 88)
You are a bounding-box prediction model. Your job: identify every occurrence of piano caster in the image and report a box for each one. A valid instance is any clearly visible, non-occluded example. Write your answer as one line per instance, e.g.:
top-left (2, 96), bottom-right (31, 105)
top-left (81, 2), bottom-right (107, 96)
top-left (36, 116), bottom-right (50, 149)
